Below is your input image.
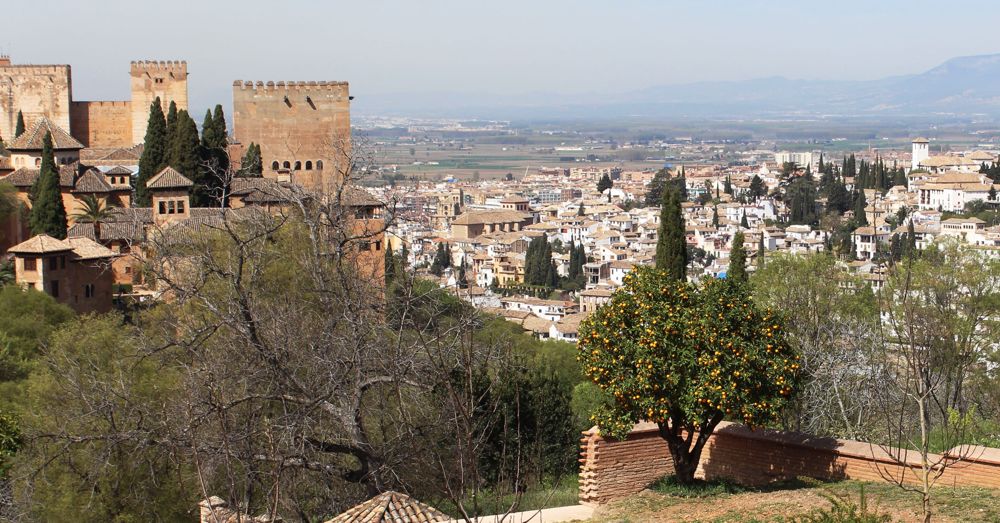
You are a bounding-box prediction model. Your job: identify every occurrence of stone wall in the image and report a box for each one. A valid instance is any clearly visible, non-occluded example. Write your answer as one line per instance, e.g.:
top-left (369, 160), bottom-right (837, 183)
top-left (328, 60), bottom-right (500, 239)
top-left (0, 64), bottom-right (73, 142)
top-left (70, 100), bottom-right (132, 147)
top-left (232, 80), bottom-right (350, 193)
top-left (578, 421), bottom-right (1000, 505)
top-left (130, 61), bottom-right (188, 144)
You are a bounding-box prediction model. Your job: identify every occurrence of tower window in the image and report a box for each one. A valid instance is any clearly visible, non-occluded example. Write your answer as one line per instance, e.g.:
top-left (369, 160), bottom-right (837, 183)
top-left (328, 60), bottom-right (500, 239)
top-left (305, 161), bottom-right (313, 170)
top-left (294, 161), bottom-right (302, 170)
top-left (316, 160), bottom-right (324, 170)
top-left (283, 161), bottom-right (290, 169)
top-left (271, 161), bottom-right (279, 170)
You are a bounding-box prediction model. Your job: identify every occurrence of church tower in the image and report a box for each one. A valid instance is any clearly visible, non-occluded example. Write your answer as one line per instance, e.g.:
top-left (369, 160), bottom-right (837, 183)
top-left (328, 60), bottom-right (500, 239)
top-left (911, 137), bottom-right (929, 172)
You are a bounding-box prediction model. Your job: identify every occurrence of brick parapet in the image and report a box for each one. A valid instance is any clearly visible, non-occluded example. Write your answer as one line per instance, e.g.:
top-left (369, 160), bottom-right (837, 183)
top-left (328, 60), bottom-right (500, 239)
top-left (579, 421), bottom-right (1000, 505)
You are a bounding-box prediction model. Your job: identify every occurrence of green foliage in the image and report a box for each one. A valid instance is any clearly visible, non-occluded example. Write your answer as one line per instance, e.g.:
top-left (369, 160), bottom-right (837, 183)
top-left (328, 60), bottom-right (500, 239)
top-left (651, 474), bottom-right (750, 498)
top-left (793, 486), bottom-right (890, 523)
top-left (788, 173), bottom-right (818, 225)
top-left (0, 286), bottom-right (74, 388)
top-left (28, 132), bottom-right (68, 239)
top-left (655, 188), bottom-right (687, 280)
top-left (578, 268), bottom-right (800, 482)
top-left (597, 173), bottom-right (613, 195)
top-left (525, 235), bottom-right (558, 288)
top-left (748, 174), bottom-right (766, 201)
top-left (198, 105), bottom-right (230, 203)
top-left (239, 142), bottom-right (263, 177)
top-left (645, 168), bottom-right (672, 207)
top-left (14, 110), bottom-right (25, 138)
top-left (571, 381), bottom-right (610, 431)
top-left (852, 190), bottom-right (868, 226)
top-left (167, 110), bottom-right (202, 203)
top-left (136, 98), bottom-right (167, 206)
top-left (16, 315), bottom-right (191, 522)
top-left (0, 181), bottom-right (19, 234)
top-left (430, 242), bottom-right (451, 276)
top-left (0, 409), bottom-right (20, 477)
top-left (728, 231), bottom-right (747, 284)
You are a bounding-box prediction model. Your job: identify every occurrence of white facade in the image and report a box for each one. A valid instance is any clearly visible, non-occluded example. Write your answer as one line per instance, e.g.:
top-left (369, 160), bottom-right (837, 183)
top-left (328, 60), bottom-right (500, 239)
top-left (911, 139), bottom-right (929, 172)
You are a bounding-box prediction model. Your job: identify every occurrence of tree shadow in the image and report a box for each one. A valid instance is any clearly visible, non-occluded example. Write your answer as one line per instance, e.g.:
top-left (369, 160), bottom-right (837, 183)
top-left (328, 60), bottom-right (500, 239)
top-left (698, 423), bottom-right (848, 488)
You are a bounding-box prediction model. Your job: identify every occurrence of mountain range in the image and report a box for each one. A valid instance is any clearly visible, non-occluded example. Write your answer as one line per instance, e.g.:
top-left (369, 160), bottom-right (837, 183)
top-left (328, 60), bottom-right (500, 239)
top-left (354, 54), bottom-right (1000, 120)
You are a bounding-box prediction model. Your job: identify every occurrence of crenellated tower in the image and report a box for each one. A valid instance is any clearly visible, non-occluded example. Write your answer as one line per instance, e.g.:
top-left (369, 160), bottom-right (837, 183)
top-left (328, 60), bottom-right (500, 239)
top-left (130, 60), bottom-right (188, 144)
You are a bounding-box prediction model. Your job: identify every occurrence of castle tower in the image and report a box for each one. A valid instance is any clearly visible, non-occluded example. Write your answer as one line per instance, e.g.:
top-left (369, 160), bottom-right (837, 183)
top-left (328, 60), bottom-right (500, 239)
top-left (0, 57), bottom-right (73, 143)
top-left (911, 137), bottom-right (929, 172)
top-left (130, 61), bottom-right (188, 145)
top-left (232, 80), bottom-right (351, 194)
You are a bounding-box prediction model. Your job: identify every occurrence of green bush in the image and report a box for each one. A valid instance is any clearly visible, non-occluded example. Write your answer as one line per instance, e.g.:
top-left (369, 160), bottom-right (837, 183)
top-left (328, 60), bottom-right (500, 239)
top-left (794, 486), bottom-right (890, 523)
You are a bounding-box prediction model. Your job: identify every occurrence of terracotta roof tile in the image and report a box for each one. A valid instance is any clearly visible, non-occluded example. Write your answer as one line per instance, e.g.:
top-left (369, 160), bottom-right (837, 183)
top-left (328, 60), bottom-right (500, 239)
top-left (7, 117), bottom-right (83, 150)
top-left (8, 234), bottom-right (73, 254)
top-left (146, 166), bottom-right (193, 189)
top-left (324, 491), bottom-right (449, 523)
top-left (71, 169), bottom-right (113, 193)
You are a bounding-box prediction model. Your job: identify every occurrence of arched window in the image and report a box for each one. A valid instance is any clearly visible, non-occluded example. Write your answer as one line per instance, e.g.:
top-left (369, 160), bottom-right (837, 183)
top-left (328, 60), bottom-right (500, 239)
top-left (35, 158), bottom-right (41, 167)
top-left (316, 160), bottom-right (324, 170)
top-left (271, 161), bottom-right (279, 170)
top-left (305, 161), bottom-right (313, 170)
top-left (282, 161), bottom-right (290, 169)
top-left (294, 161), bottom-right (302, 170)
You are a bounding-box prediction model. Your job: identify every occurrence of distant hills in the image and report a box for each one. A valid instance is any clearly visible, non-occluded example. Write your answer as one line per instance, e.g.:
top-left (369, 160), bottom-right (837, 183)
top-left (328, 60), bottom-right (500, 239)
top-left (355, 54), bottom-right (1000, 120)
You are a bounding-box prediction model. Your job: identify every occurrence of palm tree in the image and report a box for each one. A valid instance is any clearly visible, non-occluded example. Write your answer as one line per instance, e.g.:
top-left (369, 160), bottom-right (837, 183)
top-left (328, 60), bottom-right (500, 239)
top-left (72, 195), bottom-right (116, 240)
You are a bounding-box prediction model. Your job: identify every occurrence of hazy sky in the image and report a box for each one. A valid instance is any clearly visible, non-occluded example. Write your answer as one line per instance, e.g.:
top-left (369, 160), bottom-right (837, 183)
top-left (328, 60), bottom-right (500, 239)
top-left (6, 0), bottom-right (1000, 116)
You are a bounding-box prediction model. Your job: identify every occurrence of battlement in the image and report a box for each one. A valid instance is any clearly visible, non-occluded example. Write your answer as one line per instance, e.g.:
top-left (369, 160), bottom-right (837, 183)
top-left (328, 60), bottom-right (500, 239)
top-left (130, 60), bottom-right (188, 76)
top-left (0, 63), bottom-right (71, 75)
top-left (72, 100), bottom-right (131, 108)
top-left (233, 80), bottom-right (349, 93)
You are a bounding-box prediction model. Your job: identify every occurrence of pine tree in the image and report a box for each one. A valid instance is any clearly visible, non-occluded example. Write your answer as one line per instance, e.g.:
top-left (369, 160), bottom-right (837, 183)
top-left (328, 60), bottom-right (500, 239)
top-left (28, 132), bottom-right (68, 239)
top-left (749, 175), bottom-right (765, 201)
top-left (646, 168), bottom-right (671, 207)
top-left (655, 188), bottom-right (687, 281)
top-left (728, 231), bottom-right (747, 284)
top-left (14, 110), bottom-right (25, 138)
top-left (136, 98), bottom-right (167, 206)
top-left (597, 173), bottom-right (613, 200)
top-left (853, 190), bottom-right (869, 226)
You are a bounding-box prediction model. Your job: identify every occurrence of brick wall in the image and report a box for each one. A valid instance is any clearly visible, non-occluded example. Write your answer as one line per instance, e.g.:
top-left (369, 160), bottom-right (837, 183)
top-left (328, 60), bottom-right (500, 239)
top-left (579, 421), bottom-right (1000, 505)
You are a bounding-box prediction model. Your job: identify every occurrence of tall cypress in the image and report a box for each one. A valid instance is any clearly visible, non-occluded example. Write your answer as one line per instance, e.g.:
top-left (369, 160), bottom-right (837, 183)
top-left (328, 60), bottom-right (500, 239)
top-left (14, 110), bottom-right (25, 138)
top-left (28, 132), bottom-right (68, 239)
top-left (165, 101), bottom-right (178, 152)
top-left (567, 240), bottom-right (579, 280)
top-left (170, 110), bottom-right (201, 190)
top-left (655, 188), bottom-right (687, 281)
top-left (211, 105), bottom-right (228, 149)
top-left (200, 110), bottom-right (216, 149)
top-left (240, 143), bottom-right (263, 177)
top-left (728, 231), bottom-right (747, 284)
top-left (136, 98), bottom-right (167, 206)
top-left (853, 190), bottom-right (869, 226)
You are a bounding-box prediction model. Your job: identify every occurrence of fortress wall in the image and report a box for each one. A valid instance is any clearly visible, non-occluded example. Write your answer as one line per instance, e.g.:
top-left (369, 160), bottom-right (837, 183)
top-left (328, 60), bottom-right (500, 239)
top-left (70, 100), bottom-right (132, 148)
top-left (0, 64), bottom-right (73, 142)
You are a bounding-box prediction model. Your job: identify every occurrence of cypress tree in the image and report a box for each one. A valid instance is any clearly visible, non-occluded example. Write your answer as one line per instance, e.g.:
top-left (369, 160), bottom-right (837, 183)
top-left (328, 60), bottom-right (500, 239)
top-left (577, 202), bottom-right (585, 216)
top-left (757, 232), bottom-right (766, 265)
top-left (675, 167), bottom-right (688, 200)
top-left (655, 188), bottom-right (687, 281)
top-left (567, 240), bottom-right (579, 280)
top-left (457, 259), bottom-right (469, 289)
top-left (723, 175), bottom-right (733, 195)
top-left (28, 132), bottom-right (68, 239)
top-left (169, 110), bottom-right (201, 181)
top-left (200, 109), bottom-right (219, 150)
top-left (136, 98), bottom-right (167, 206)
top-left (597, 173), bottom-right (613, 198)
top-left (853, 190), bottom-right (869, 226)
top-left (165, 101), bottom-right (178, 151)
top-left (211, 105), bottom-right (228, 149)
top-left (740, 213), bottom-right (749, 229)
top-left (712, 206), bottom-right (719, 227)
top-left (14, 110), bottom-right (25, 138)
top-left (728, 231), bottom-right (747, 284)
top-left (645, 168), bottom-right (671, 207)
top-left (240, 143), bottom-right (263, 177)
top-left (384, 246), bottom-right (396, 285)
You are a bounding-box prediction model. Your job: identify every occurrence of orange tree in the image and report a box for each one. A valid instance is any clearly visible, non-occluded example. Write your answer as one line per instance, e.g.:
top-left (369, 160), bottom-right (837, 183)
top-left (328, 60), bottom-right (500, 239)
top-left (577, 267), bottom-right (801, 483)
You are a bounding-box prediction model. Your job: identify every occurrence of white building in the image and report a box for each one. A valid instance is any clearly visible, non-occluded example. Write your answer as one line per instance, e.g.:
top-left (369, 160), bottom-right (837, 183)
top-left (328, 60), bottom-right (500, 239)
top-left (911, 138), bottom-right (929, 172)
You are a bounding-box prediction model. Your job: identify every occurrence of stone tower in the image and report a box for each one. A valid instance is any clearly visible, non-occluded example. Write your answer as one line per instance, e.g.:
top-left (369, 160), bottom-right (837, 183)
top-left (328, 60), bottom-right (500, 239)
top-left (130, 61), bottom-right (188, 144)
top-left (232, 80), bottom-right (351, 194)
top-left (0, 56), bottom-right (73, 143)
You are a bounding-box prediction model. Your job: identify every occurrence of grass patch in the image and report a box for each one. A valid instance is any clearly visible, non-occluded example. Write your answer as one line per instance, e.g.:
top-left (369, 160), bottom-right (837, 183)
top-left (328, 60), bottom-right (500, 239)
top-left (435, 475), bottom-right (579, 518)
top-left (650, 475), bottom-right (752, 498)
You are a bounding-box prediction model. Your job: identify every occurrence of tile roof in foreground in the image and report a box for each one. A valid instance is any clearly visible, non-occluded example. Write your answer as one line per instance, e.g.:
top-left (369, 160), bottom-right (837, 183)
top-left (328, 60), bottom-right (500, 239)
top-left (324, 491), bottom-right (450, 523)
